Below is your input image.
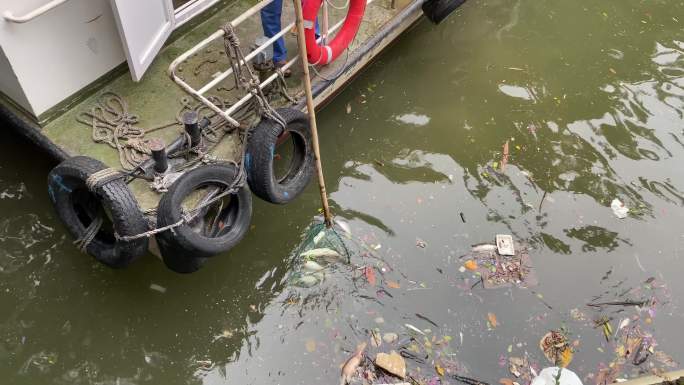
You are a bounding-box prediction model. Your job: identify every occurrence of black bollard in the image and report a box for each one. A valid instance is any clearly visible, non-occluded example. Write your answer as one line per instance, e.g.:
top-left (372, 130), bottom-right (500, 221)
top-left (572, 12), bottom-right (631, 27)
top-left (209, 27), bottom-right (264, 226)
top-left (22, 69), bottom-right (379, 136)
top-left (183, 111), bottom-right (201, 147)
top-left (148, 138), bottom-right (168, 174)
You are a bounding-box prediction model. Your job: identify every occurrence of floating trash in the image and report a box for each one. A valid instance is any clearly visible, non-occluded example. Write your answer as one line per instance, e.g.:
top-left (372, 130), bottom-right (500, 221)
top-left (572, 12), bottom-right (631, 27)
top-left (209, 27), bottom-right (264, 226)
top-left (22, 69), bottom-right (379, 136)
top-left (539, 330), bottom-right (573, 367)
top-left (496, 234), bottom-right (515, 256)
top-left (375, 350), bottom-right (407, 379)
top-left (462, 240), bottom-right (538, 289)
top-left (611, 198), bottom-right (629, 219)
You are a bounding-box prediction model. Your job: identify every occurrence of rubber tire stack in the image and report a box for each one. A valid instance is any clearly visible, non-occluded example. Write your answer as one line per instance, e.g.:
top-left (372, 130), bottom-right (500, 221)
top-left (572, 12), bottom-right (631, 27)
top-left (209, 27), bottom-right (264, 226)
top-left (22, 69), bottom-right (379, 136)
top-left (47, 156), bottom-right (149, 268)
top-left (156, 164), bottom-right (253, 273)
top-left (245, 108), bottom-right (315, 204)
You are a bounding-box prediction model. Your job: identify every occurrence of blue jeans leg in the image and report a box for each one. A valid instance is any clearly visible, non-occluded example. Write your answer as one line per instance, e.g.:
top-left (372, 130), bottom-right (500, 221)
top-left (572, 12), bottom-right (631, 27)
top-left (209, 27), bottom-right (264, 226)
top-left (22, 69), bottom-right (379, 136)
top-left (260, 0), bottom-right (287, 62)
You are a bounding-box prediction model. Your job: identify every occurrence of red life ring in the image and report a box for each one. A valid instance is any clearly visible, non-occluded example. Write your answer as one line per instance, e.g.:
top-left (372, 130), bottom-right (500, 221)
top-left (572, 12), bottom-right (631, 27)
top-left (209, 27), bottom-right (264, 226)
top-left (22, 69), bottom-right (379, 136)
top-left (302, 0), bottom-right (366, 65)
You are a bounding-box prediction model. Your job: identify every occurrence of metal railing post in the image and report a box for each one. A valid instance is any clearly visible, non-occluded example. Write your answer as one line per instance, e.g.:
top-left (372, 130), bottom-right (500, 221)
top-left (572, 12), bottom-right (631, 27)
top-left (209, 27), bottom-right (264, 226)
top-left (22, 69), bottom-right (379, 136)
top-left (322, 1), bottom-right (330, 42)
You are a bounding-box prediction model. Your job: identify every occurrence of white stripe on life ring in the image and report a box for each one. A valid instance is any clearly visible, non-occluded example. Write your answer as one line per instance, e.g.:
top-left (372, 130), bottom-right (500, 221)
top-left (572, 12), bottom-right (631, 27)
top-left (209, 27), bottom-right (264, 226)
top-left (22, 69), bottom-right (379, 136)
top-left (323, 45), bottom-right (333, 64)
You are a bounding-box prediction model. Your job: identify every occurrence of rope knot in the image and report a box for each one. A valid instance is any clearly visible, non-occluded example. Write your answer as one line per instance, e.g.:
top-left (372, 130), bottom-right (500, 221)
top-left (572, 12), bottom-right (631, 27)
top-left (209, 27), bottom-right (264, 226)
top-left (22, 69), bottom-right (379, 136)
top-left (222, 23), bottom-right (240, 47)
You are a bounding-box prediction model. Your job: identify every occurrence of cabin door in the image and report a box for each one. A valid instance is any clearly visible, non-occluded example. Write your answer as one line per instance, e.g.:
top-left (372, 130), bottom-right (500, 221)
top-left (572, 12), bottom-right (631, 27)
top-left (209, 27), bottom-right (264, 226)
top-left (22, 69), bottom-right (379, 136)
top-left (110, 0), bottom-right (220, 81)
top-left (110, 0), bottom-right (175, 81)
top-left (174, 0), bottom-right (220, 27)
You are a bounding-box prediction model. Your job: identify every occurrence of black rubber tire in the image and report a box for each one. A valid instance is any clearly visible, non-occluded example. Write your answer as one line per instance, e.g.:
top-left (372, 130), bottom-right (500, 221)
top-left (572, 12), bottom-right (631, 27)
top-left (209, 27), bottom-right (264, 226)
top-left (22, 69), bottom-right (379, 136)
top-left (159, 252), bottom-right (208, 275)
top-left (47, 156), bottom-right (149, 268)
top-left (245, 108), bottom-right (314, 204)
top-left (156, 164), bottom-right (252, 273)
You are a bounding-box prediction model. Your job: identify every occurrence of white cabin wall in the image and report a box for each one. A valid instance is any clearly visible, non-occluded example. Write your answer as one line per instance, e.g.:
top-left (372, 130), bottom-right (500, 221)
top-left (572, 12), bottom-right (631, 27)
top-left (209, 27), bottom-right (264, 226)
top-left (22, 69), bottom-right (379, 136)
top-left (0, 0), bottom-right (126, 117)
top-left (0, 46), bottom-right (31, 111)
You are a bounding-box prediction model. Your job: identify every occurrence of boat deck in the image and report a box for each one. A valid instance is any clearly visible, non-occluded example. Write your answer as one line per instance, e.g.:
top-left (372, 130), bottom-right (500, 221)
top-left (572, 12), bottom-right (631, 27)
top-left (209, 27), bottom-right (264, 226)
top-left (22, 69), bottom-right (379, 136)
top-left (39, 0), bottom-right (416, 210)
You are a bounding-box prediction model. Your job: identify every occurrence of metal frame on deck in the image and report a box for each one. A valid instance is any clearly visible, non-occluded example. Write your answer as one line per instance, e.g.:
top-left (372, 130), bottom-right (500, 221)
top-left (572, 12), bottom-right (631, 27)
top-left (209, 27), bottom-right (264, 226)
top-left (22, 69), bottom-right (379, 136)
top-left (168, 0), bottom-right (373, 127)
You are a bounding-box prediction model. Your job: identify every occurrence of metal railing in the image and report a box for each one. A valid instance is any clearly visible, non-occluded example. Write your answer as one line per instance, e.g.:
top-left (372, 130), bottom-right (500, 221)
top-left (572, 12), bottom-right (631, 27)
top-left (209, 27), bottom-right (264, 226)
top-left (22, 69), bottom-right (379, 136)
top-left (168, 0), bottom-right (372, 128)
top-left (3, 0), bottom-right (71, 23)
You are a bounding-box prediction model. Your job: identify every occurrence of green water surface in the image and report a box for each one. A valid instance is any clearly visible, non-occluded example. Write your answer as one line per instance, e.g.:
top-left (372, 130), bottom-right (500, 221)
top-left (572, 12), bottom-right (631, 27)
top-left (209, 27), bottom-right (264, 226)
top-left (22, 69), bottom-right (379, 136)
top-left (1, 0), bottom-right (684, 384)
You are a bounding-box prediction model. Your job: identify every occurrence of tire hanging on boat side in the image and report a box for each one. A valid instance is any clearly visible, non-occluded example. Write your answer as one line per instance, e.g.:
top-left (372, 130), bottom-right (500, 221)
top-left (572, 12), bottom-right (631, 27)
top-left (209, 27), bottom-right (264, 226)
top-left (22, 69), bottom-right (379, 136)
top-left (422, 0), bottom-right (468, 25)
top-left (245, 108), bottom-right (315, 204)
top-left (47, 156), bottom-right (149, 268)
top-left (156, 164), bottom-right (253, 273)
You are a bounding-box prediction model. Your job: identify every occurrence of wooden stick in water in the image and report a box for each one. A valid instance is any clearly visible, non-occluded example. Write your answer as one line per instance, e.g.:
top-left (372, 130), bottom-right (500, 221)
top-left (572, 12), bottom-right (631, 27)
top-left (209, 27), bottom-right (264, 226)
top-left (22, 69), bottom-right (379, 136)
top-left (292, 0), bottom-right (333, 227)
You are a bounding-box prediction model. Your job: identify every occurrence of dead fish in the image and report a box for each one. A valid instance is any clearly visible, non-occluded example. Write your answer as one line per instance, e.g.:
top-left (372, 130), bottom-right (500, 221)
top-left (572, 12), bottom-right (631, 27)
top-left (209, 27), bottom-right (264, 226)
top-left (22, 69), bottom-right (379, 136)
top-left (302, 260), bottom-right (325, 272)
top-left (294, 275), bottom-right (318, 288)
top-left (312, 271), bottom-right (326, 282)
top-left (404, 323), bottom-right (426, 335)
top-left (334, 218), bottom-right (352, 236)
top-left (472, 243), bottom-right (497, 252)
top-left (300, 248), bottom-right (341, 259)
top-left (340, 342), bottom-right (367, 385)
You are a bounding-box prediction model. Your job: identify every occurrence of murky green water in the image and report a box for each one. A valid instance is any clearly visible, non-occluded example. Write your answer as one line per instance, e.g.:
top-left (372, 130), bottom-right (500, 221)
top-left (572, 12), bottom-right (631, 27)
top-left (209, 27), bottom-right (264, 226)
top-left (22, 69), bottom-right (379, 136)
top-left (2, 0), bottom-right (684, 384)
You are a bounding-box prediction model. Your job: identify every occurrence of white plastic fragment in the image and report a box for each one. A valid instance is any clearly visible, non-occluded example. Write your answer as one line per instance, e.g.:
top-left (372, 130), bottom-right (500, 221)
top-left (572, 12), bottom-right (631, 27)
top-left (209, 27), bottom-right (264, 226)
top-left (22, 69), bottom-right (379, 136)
top-left (149, 283), bottom-right (167, 293)
top-left (531, 367), bottom-right (583, 385)
top-left (496, 234), bottom-right (515, 256)
top-left (611, 198), bottom-right (629, 219)
top-left (618, 318), bottom-right (630, 331)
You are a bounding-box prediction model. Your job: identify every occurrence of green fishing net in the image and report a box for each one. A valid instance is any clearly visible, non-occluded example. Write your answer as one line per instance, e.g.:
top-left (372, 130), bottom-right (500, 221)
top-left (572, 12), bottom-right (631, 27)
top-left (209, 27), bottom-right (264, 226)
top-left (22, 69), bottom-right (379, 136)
top-left (287, 217), bottom-right (356, 288)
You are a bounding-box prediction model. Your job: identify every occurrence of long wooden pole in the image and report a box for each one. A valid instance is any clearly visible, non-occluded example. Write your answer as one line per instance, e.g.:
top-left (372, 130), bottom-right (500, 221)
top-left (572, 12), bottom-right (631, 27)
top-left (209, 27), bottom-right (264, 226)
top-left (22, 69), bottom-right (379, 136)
top-left (292, 0), bottom-right (333, 227)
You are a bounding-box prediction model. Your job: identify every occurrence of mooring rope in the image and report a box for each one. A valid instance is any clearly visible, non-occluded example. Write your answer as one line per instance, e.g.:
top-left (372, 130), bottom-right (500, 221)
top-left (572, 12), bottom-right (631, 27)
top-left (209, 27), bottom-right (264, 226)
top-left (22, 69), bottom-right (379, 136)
top-left (72, 25), bottom-right (293, 250)
top-left (275, 68), bottom-right (297, 104)
top-left (116, 175), bottom-right (243, 241)
top-left (74, 215), bottom-right (104, 252)
top-left (85, 168), bottom-right (123, 191)
top-left (222, 23), bottom-right (288, 131)
top-left (76, 92), bottom-right (179, 170)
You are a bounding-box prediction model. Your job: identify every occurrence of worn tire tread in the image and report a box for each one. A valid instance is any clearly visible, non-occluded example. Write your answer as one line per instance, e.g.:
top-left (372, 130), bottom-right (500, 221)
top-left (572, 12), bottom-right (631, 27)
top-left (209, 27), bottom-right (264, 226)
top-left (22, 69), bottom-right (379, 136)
top-left (48, 156), bottom-right (148, 268)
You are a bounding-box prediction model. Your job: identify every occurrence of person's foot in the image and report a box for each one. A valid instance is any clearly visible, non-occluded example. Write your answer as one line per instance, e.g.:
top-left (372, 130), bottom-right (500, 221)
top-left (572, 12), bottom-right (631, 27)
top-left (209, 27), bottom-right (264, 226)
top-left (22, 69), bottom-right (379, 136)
top-left (274, 60), bottom-right (292, 78)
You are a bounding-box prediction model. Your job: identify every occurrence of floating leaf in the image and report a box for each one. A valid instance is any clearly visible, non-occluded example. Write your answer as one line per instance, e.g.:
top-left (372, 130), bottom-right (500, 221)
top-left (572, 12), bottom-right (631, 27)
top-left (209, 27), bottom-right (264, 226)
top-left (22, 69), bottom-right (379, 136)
top-left (305, 339), bottom-right (316, 352)
top-left (375, 351), bottom-right (406, 379)
top-left (364, 266), bottom-right (376, 286)
top-left (488, 312), bottom-right (498, 328)
top-left (341, 342), bottom-right (367, 385)
top-left (371, 330), bottom-right (382, 348)
top-left (387, 280), bottom-right (401, 289)
top-left (559, 347), bottom-right (573, 367)
top-left (464, 260), bottom-right (478, 271)
top-left (436, 364), bottom-right (445, 376)
top-left (500, 378), bottom-right (515, 385)
top-left (602, 321), bottom-right (613, 341)
top-left (501, 141), bottom-right (510, 172)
